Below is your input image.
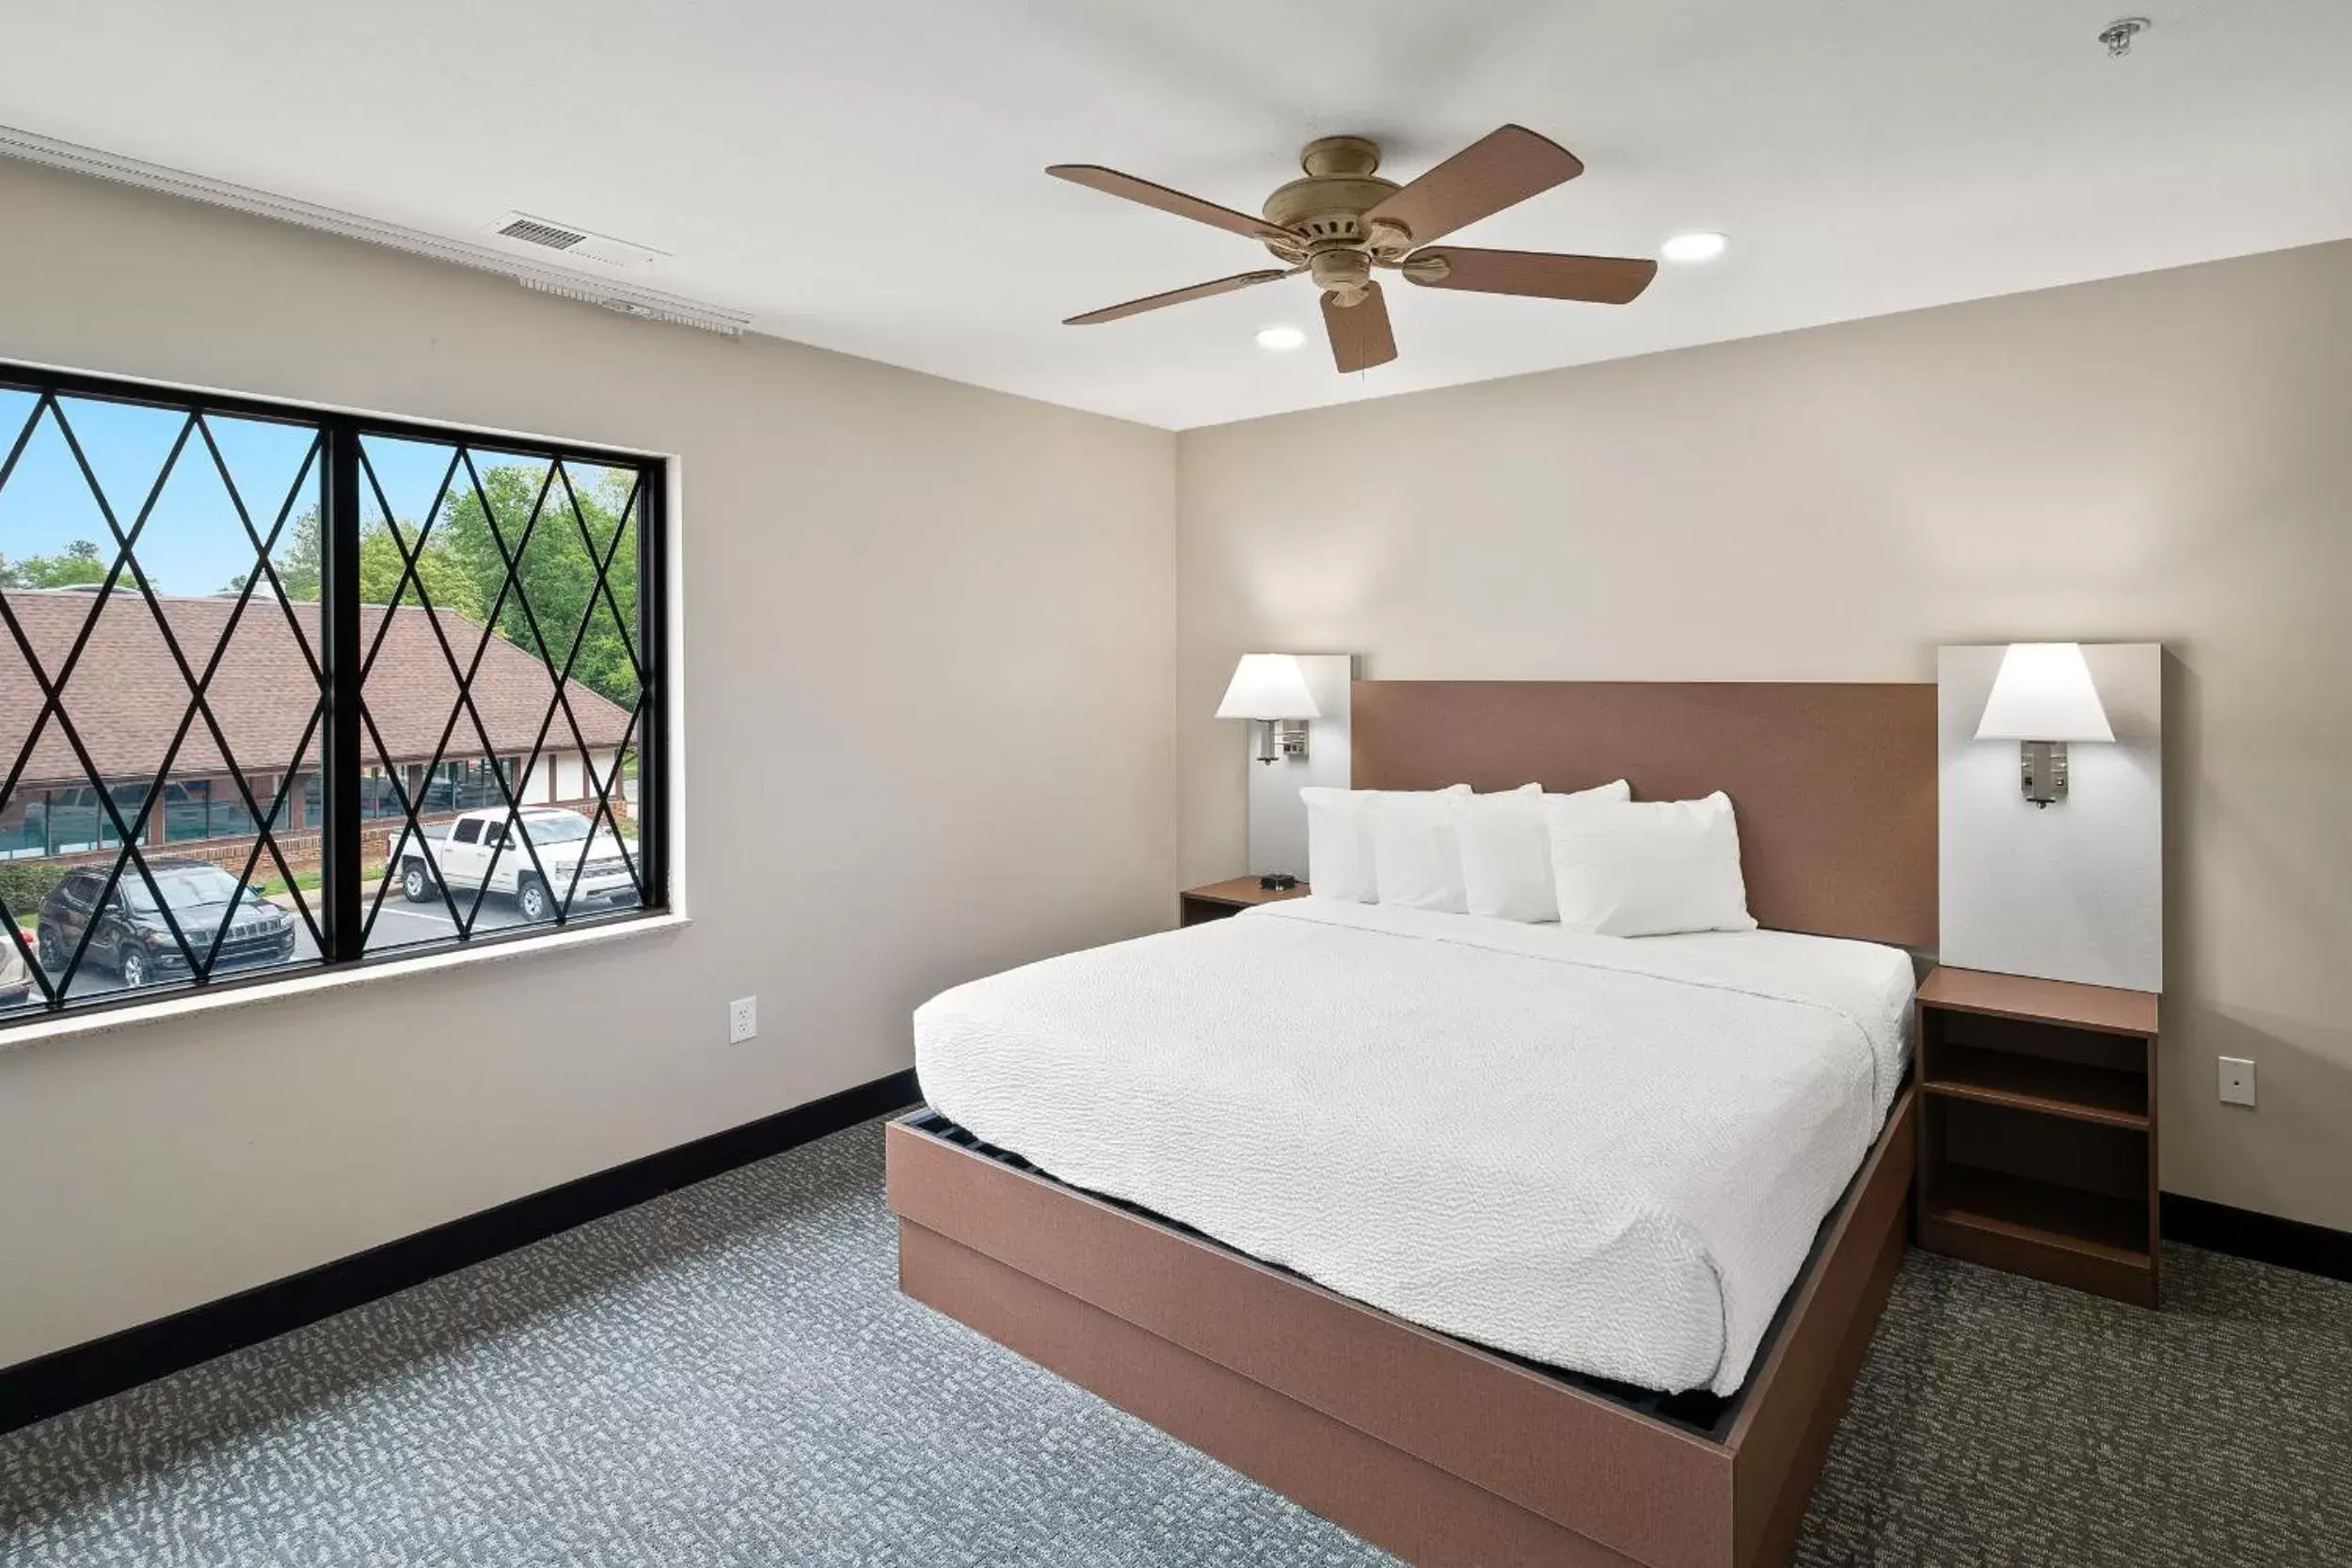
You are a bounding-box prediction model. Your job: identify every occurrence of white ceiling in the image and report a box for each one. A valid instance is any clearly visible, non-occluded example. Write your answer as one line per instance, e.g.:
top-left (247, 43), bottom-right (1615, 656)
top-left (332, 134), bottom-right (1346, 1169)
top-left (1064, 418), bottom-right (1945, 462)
top-left (4, 1), bottom-right (2348, 429)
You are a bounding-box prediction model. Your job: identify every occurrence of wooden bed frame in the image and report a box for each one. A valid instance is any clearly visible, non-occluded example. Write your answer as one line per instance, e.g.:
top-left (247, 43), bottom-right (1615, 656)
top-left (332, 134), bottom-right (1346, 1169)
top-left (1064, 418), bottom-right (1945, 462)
top-left (889, 679), bottom-right (1938, 1568)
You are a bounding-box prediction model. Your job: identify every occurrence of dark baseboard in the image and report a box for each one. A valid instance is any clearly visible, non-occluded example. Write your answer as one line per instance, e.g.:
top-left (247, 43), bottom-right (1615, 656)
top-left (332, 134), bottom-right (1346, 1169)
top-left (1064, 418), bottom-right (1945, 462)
top-left (8, 1098), bottom-right (2329, 1442)
top-left (0, 1067), bottom-right (920, 1438)
top-left (2162, 1191), bottom-right (2352, 1284)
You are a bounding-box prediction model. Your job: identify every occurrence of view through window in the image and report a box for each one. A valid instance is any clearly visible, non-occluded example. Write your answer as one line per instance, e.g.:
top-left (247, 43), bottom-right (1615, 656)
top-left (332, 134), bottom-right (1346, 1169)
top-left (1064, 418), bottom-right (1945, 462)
top-left (0, 364), bottom-right (664, 1023)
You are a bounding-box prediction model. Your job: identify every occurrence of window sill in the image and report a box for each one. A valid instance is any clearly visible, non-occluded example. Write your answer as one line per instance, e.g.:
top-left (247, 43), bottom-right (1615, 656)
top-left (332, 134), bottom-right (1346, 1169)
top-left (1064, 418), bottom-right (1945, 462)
top-left (0, 911), bottom-right (691, 1055)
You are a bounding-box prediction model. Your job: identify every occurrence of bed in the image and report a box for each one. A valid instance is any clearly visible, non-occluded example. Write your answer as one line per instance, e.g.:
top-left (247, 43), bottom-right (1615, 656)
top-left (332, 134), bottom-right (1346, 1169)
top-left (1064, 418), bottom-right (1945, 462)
top-left (889, 679), bottom-right (1937, 1568)
top-left (917, 899), bottom-right (1915, 1397)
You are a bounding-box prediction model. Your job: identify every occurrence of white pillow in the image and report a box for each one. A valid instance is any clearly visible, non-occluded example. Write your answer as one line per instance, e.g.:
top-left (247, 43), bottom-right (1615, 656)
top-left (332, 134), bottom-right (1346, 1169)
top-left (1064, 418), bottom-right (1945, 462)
top-left (1457, 779), bottom-right (1630, 922)
top-left (1545, 790), bottom-right (1757, 937)
top-left (1369, 786), bottom-right (1509, 912)
top-left (1303, 784), bottom-right (1469, 903)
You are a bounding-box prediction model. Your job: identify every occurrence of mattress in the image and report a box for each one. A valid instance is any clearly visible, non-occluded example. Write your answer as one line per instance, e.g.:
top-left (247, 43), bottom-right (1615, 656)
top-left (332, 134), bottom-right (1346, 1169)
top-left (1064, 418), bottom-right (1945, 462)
top-left (914, 897), bottom-right (1915, 1397)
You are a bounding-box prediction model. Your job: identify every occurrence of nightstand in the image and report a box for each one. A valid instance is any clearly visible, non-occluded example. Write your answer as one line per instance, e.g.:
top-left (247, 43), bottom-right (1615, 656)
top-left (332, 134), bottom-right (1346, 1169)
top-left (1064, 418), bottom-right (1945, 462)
top-left (1179, 877), bottom-right (1310, 927)
top-left (1915, 965), bottom-right (2161, 1307)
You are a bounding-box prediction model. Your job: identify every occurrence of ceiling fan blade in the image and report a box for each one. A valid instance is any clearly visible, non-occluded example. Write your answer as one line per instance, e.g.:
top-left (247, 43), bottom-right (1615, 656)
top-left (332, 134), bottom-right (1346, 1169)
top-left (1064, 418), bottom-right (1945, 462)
top-left (1362, 126), bottom-right (1584, 247)
top-left (1064, 268), bottom-right (1297, 326)
top-left (1404, 246), bottom-right (1656, 304)
top-left (1048, 165), bottom-right (1294, 244)
top-left (1322, 281), bottom-right (1397, 372)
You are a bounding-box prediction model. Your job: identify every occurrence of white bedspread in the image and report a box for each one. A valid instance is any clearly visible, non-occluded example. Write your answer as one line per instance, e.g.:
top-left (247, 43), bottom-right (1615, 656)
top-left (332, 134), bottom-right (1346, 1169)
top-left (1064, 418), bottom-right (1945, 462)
top-left (914, 898), bottom-right (1915, 1396)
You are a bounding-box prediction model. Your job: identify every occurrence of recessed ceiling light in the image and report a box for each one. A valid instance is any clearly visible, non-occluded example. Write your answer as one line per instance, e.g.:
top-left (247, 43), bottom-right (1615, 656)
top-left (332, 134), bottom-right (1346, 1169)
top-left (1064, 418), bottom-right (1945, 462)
top-left (1255, 325), bottom-right (1307, 352)
top-left (1661, 231), bottom-right (1729, 263)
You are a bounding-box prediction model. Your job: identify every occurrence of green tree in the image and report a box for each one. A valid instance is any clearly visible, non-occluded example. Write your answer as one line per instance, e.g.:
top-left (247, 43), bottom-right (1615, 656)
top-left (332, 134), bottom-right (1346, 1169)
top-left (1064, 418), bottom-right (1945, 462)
top-left (437, 466), bottom-right (641, 708)
top-left (225, 507), bottom-right (485, 621)
top-left (360, 523), bottom-right (485, 621)
top-left (243, 507), bottom-right (321, 600)
top-left (0, 539), bottom-right (109, 589)
top-left (215, 467), bottom-right (639, 708)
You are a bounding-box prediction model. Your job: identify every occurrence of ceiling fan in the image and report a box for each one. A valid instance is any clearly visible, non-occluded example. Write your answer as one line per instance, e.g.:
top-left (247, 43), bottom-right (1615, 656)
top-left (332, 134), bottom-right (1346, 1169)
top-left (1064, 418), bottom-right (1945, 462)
top-left (1049, 126), bottom-right (1657, 372)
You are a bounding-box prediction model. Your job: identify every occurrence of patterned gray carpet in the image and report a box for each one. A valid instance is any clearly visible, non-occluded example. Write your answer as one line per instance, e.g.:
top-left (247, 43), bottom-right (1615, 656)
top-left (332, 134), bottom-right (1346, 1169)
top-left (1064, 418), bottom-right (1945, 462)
top-left (3, 1117), bottom-right (2347, 1567)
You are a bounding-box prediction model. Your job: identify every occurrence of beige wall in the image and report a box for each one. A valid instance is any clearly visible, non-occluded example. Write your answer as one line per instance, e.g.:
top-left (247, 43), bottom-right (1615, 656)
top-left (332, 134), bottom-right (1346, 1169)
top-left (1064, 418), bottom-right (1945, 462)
top-left (0, 160), bottom-right (1178, 1368)
top-left (1178, 241), bottom-right (2352, 1232)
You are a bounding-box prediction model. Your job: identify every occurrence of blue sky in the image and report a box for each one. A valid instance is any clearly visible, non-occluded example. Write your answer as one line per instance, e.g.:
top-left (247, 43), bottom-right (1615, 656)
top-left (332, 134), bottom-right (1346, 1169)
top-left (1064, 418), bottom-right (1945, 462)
top-left (0, 390), bottom-right (589, 599)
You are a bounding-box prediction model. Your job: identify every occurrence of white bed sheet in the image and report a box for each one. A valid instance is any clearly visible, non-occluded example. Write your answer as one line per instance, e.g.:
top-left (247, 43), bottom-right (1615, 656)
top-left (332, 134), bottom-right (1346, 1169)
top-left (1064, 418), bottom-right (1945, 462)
top-left (914, 897), bottom-right (1915, 1396)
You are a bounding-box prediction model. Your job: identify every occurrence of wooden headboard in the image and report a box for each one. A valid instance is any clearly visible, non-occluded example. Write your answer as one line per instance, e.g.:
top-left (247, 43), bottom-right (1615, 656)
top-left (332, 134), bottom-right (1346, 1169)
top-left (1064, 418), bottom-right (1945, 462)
top-left (1350, 680), bottom-right (1937, 949)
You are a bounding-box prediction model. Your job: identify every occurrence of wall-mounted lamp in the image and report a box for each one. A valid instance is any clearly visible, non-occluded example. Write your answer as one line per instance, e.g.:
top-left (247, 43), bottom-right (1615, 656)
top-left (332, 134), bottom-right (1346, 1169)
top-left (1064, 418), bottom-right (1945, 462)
top-left (1975, 642), bottom-right (2114, 806)
top-left (1216, 654), bottom-right (1321, 765)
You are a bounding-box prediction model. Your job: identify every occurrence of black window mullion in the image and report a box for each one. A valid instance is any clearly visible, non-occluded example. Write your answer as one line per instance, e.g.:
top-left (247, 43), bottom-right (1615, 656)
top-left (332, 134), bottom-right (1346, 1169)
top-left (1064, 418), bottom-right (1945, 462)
top-left (634, 473), bottom-right (664, 907)
top-left (324, 420), bottom-right (364, 964)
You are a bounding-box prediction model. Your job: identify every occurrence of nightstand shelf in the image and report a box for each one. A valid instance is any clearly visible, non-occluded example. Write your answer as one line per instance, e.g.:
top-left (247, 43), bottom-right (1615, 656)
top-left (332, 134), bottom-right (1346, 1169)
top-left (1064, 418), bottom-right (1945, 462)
top-left (1915, 966), bottom-right (2161, 1307)
top-left (1924, 1166), bottom-right (2154, 1270)
top-left (1921, 1048), bottom-right (2148, 1128)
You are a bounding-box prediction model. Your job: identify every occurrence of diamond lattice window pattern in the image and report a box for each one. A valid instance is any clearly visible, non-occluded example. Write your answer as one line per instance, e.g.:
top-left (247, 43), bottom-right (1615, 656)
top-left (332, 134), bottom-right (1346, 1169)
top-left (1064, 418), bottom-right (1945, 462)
top-left (0, 366), bottom-right (661, 1022)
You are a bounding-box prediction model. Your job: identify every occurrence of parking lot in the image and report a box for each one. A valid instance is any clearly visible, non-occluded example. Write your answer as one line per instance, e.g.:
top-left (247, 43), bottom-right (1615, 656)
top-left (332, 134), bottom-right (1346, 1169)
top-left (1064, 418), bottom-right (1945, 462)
top-left (21, 882), bottom-right (639, 1005)
top-left (366, 884), bottom-right (548, 951)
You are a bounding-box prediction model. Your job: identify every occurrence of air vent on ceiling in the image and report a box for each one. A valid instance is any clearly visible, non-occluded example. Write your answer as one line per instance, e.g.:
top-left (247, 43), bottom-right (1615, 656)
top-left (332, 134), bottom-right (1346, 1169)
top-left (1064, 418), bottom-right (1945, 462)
top-left (0, 123), bottom-right (746, 335)
top-left (488, 211), bottom-right (666, 270)
top-left (497, 216), bottom-right (588, 250)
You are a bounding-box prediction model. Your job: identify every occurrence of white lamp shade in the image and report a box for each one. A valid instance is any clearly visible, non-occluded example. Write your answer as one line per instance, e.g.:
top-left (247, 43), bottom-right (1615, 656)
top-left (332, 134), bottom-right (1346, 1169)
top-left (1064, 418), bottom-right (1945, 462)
top-left (1975, 643), bottom-right (2115, 742)
top-left (1216, 654), bottom-right (1321, 721)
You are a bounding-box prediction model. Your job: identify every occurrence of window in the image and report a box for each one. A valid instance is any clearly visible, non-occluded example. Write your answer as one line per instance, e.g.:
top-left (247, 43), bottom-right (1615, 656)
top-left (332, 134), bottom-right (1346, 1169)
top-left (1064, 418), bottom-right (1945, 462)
top-left (0, 361), bottom-right (667, 1025)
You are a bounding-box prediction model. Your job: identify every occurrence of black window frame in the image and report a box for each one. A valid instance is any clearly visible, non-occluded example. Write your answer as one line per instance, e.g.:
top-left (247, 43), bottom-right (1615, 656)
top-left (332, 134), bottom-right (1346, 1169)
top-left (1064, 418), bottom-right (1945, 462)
top-left (0, 359), bottom-right (670, 1029)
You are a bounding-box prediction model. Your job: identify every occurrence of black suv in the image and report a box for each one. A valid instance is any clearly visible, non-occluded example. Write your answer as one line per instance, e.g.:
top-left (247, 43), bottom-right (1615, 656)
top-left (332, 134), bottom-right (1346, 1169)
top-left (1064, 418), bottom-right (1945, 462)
top-left (37, 860), bottom-right (299, 988)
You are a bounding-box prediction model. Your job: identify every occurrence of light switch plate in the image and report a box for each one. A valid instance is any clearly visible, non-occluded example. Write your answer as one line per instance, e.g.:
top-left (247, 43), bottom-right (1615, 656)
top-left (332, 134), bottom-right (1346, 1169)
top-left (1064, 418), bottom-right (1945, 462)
top-left (2218, 1055), bottom-right (2256, 1108)
top-left (728, 996), bottom-right (758, 1045)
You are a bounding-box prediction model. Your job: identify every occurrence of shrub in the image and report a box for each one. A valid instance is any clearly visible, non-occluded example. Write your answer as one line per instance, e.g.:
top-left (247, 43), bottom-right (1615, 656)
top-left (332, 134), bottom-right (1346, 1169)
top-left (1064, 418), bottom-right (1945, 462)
top-left (0, 860), bottom-right (71, 922)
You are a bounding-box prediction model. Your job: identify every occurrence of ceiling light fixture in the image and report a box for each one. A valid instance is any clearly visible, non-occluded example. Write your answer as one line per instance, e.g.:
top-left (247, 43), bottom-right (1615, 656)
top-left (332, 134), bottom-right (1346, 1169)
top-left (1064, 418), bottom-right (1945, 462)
top-left (1255, 325), bottom-right (1307, 352)
top-left (1661, 231), bottom-right (1729, 263)
top-left (1050, 128), bottom-right (1657, 374)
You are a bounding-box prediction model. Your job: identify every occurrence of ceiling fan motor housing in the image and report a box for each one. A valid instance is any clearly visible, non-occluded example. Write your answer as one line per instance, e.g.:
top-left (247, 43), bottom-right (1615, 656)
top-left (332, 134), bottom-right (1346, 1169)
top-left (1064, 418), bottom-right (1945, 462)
top-left (1263, 135), bottom-right (1411, 301)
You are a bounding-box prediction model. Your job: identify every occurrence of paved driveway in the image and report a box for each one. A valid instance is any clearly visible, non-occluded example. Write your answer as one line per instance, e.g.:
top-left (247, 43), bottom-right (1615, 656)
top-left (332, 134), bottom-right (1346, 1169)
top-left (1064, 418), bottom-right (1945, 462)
top-left (366, 887), bottom-right (537, 951)
top-left (367, 882), bottom-right (641, 949)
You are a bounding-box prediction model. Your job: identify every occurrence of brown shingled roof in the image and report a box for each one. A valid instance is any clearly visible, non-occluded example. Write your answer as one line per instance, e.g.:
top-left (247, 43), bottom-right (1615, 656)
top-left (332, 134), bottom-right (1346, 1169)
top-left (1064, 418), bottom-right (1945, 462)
top-left (0, 590), bottom-right (634, 790)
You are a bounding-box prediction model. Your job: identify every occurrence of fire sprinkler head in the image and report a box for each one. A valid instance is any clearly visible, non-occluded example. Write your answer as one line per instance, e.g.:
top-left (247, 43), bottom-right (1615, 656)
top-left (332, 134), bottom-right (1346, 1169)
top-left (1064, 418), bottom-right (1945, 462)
top-left (2099, 16), bottom-right (2150, 57)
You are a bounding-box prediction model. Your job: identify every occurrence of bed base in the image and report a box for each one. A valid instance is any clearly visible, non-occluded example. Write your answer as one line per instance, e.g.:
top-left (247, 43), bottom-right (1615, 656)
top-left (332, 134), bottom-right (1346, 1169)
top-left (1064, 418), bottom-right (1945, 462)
top-left (886, 1086), bottom-right (1915, 1568)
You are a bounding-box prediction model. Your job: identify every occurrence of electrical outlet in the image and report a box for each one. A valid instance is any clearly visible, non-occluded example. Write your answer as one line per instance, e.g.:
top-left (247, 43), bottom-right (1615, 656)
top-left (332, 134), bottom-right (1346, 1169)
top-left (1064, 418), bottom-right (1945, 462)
top-left (728, 996), bottom-right (758, 1045)
top-left (2218, 1055), bottom-right (2256, 1108)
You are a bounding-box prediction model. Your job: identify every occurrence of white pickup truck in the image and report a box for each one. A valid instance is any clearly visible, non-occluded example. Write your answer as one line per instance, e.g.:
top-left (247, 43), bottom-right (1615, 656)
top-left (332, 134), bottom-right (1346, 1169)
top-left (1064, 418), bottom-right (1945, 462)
top-left (392, 807), bottom-right (637, 922)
